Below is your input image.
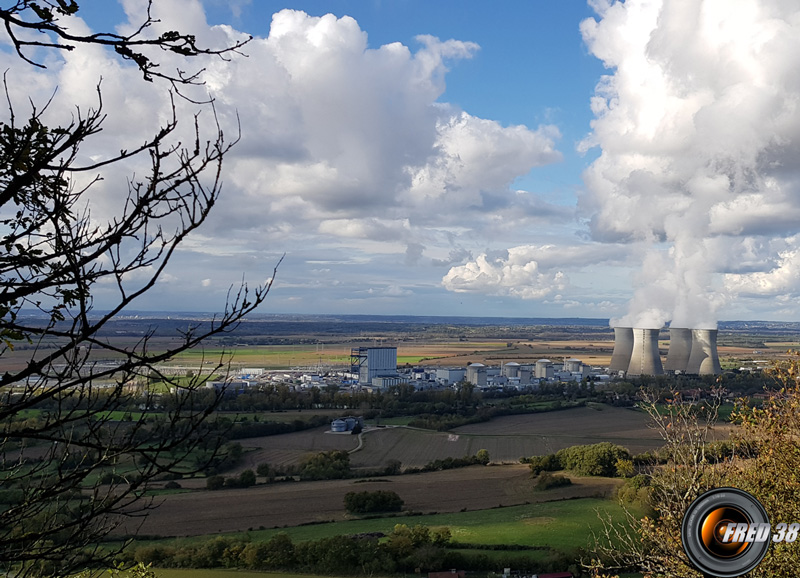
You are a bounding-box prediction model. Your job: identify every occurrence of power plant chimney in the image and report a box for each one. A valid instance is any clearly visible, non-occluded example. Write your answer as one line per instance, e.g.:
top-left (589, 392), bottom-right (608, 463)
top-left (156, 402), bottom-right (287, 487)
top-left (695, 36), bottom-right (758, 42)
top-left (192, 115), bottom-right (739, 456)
top-left (609, 327), bottom-right (634, 373)
top-left (664, 327), bottom-right (693, 373)
top-left (627, 328), bottom-right (664, 376)
top-left (686, 329), bottom-right (722, 375)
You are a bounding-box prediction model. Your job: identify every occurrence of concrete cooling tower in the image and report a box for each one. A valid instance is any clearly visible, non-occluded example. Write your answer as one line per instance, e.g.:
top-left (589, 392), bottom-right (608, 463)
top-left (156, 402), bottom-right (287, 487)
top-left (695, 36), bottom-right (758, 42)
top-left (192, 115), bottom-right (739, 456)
top-left (686, 329), bottom-right (722, 375)
top-left (609, 327), bottom-right (634, 372)
top-left (627, 328), bottom-right (664, 376)
top-left (664, 327), bottom-right (693, 373)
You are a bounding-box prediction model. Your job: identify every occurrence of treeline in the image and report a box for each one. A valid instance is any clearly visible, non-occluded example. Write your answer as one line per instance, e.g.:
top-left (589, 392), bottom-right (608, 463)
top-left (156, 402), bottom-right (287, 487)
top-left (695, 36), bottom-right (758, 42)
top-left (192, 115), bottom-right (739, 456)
top-left (524, 440), bottom-right (753, 481)
top-left (127, 524), bottom-right (580, 575)
top-left (407, 399), bottom-right (585, 431)
top-left (609, 369), bottom-right (781, 399)
top-left (523, 442), bottom-right (631, 477)
top-left (216, 382), bottom-right (482, 415)
top-left (205, 449), bottom-right (492, 489)
top-left (223, 414), bottom-right (332, 439)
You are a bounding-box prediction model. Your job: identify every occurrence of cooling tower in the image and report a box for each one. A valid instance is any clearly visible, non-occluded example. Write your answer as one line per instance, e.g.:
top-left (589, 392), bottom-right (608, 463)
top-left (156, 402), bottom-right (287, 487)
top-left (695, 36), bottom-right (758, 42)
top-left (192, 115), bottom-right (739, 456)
top-left (609, 327), bottom-right (634, 372)
top-left (664, 327), bottom-right (693, 372)
top-left (686, 329), bottom-right (722, 375)
top-left (627, 328), bottom-right (664, 376)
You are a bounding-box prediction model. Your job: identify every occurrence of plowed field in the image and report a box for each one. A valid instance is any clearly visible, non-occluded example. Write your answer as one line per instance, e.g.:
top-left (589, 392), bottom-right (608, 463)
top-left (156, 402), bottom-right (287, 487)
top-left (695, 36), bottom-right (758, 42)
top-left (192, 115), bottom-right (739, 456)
top-left (122, 464), bottom-right (621, 537)
top-left (227, 405), bottom-right (667, 475)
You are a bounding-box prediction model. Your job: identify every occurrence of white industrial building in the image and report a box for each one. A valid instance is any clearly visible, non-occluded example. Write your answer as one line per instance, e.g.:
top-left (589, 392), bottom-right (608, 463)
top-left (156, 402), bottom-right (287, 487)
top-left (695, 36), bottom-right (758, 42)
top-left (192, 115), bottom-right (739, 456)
top-left (351, 347), bottom-right (399, 386)
top-left (436, 367), bottom-right (466, 385)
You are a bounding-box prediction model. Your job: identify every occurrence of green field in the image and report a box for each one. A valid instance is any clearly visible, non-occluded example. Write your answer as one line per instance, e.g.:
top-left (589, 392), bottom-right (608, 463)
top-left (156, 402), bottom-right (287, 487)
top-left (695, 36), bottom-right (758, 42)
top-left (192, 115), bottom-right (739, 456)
top-left (132, 497), bottom-right (641, 554)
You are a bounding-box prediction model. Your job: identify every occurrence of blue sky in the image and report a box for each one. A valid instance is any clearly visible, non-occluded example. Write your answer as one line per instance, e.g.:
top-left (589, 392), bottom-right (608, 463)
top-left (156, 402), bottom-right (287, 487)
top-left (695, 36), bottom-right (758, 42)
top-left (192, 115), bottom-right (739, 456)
top-left (6, 1), bottom-right (800, 323)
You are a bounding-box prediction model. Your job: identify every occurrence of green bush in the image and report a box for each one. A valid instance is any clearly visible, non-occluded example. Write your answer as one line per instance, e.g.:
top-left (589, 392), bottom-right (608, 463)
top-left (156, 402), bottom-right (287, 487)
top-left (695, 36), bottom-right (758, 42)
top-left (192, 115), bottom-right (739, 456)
top-left (526, 453), bottom-right (560, 475)
top-left (206, 475), bottom-right (225, 490)
top-left (239, 469), bottom-right (256, 487)
top-left (555, 442), bottom-right (630, 477)
top-left (344, 489), bottom-right (404, 514)
top-left (298, 450), bottom-right (351, 481)
top-left (533, 471), bottom-right (572, 490)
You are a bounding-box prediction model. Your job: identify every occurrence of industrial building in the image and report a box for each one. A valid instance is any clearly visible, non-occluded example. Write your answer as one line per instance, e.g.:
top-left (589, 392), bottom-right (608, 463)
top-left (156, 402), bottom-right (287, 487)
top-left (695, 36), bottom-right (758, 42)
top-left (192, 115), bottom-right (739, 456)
top-left (466, 362), bottom-right (487, 386)
top-left (350, 347), bottom-right (399, 386)
top-left (436, 367), bottom-right (466, 385)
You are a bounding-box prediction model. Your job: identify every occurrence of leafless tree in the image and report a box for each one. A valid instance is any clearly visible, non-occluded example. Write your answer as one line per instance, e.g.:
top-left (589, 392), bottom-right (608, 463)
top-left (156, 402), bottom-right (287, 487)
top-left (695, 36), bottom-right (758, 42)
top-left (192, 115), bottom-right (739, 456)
top-left (0, 3), bottom-right (272, 577)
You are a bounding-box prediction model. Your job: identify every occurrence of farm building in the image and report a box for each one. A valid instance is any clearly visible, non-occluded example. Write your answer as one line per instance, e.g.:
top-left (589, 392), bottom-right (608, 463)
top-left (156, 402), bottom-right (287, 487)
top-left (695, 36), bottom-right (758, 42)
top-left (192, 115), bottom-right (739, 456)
top-left (330, 416), bottom-right (364, 432)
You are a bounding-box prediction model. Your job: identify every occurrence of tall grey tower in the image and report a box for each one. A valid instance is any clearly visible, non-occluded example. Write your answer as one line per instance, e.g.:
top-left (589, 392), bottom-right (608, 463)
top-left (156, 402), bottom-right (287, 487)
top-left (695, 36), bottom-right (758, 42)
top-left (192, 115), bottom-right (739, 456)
top-left (609, 327), bottom-right (634, 373)
top-left (686, 329), bottom-right (722, 375)
top-left (665, 327), bottom-right (693, 372)
top-left (627, 328), bottom-right (664, 376)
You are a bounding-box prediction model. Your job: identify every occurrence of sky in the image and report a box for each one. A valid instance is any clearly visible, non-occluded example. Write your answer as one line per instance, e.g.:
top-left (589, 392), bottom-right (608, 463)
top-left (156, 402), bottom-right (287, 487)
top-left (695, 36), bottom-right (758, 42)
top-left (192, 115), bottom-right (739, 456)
top-left (4, 0), bottom-right (800, 324)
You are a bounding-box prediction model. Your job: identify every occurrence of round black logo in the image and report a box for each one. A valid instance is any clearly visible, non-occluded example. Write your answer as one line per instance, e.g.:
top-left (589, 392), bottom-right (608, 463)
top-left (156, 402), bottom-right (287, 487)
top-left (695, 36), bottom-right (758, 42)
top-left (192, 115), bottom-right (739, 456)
top-left (681, 488), bottom-right (770, 577)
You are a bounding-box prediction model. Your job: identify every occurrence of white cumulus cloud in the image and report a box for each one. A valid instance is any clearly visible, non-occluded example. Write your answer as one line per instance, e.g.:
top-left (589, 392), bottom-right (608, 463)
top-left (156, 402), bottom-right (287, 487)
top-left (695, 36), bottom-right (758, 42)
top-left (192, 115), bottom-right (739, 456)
top-left (442, 247), bottom-right (568, 300)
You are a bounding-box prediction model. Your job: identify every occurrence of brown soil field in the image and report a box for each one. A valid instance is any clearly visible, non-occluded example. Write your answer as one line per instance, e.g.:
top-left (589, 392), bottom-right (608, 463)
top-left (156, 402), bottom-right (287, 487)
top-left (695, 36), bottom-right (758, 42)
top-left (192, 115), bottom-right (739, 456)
top-left (454, 406), bottom-right (657, 438)
top-left (206, 406), bottom-right (675, 481)
top-left (122, 465), bottom-right (621, 537)
top-left (238, 428), bottom-right (359, 471)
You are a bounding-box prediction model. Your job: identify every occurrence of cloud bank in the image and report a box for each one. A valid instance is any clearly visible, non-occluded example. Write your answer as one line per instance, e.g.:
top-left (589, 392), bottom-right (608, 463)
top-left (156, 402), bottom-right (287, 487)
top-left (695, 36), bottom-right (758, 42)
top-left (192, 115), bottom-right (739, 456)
top-left (0, 2), bottom-right (566, 312)
top-left (6, 0), bottom-right (800, 320)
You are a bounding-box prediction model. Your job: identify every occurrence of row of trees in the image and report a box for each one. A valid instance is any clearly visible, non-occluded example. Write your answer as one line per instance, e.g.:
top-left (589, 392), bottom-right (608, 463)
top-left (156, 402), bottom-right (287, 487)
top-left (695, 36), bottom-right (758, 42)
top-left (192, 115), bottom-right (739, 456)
top-left (128, 523), bottom-right (578, 575)
top-left (203, 448), bottom-right (492, 489)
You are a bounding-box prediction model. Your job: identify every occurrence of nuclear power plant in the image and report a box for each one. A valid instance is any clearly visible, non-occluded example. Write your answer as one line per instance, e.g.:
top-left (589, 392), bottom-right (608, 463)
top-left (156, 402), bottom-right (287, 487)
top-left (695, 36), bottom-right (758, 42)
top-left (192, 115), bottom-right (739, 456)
top-left (609, 325), bottom-right (721, 376)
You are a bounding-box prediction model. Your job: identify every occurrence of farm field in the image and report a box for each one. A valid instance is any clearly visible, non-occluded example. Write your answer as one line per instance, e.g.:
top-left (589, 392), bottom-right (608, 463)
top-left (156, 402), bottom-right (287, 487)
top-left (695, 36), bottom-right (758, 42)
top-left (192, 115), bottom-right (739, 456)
top-left (160, 341), bottom-right (517, 370)
top-left (217, 405), bottom-right (669, 477)
top-left (154, 338), bottom-right (786, 372)
top-left (133, 496), bottom-right (637, 553)
top-left (121, 464), bottom-right (623, 537)
top-left (234, 428), bottom-right (359, 473)
top-left (452, 405), bottom-right (660, 441)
